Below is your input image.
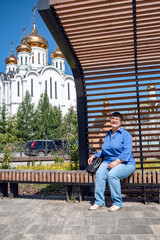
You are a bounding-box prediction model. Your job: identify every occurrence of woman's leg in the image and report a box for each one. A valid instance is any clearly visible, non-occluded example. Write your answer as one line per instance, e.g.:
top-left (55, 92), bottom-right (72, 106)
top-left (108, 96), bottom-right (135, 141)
top-left (94, 162), bottom-right (109, 206)
top-left (107, 164), bottom-right (136, 207)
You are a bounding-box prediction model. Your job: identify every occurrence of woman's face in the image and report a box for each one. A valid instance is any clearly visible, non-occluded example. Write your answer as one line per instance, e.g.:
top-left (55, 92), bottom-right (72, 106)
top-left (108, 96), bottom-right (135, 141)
top-left (110, 116), bottom-right (122, 129)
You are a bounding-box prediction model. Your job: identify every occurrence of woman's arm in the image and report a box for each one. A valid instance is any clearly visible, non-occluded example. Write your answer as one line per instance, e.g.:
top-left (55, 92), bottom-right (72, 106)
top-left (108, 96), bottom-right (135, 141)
top-left (108, 158), bottom-right (124, 169)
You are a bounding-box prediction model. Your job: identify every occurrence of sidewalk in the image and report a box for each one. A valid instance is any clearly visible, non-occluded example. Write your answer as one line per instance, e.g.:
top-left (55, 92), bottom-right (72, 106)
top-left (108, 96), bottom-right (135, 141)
top-left (0, 197), bottom-right (160, 240)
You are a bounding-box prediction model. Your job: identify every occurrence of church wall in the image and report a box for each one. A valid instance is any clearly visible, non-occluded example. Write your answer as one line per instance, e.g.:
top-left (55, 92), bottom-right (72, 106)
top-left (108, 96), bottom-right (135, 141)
top-left (62, 77), bottom-right (76, 116)
top-left (41, 68), bottom-right (62, 107)
top-left (30, 47), bottom-right (47, 70)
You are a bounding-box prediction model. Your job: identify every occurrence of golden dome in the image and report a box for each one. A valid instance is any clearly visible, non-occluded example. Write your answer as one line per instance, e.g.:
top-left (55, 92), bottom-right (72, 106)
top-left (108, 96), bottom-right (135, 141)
top-left (147, 85), bottom-right (156, 90)
top-left (16, 38), bottom-right (32, 53)
top-left (103, 100), bottom-right (109, 105)
top-left (5, 42), bottom-right (17, 65)
top-left (51, 46), bottom-right (64, 59)
top-left (25, 24), bottom-right (48, 49)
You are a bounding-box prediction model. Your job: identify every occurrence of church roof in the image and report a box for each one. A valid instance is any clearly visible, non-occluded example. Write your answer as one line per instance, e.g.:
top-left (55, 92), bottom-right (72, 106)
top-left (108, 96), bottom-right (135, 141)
top-left (0, 72), bottom-right (14, 80)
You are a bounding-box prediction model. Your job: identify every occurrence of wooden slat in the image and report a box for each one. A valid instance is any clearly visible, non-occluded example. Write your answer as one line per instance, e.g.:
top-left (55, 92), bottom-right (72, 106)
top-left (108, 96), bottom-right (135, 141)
top-left (152, 171), bottom-right (156, 184)
top-left (157, 171), bottom-right (160, 183)
top-left (138, 171), bottom-right (142, 184)
top-left (143, 171), bottom-right (147, 184)
top-left (148, 171), bottom-right (151, 184)
top-left (133, 171), bottom-right (137, 183)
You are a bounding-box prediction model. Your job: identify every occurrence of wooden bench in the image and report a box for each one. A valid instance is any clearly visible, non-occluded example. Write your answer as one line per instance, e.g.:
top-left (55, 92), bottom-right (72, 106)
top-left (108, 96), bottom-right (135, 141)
top-left (0, 169), bottom-right (160, 203)
top-left (0, 155), bottom-right (70, 165)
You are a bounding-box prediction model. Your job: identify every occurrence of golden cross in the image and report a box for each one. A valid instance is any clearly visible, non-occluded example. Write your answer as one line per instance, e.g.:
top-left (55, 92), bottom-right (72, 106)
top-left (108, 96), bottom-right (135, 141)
top-left (11, 41), bottom-right (13, 54)
top-left (23, 27), bottom-right (25, 38)
top-left (32, 5), bottom-right (36, 24)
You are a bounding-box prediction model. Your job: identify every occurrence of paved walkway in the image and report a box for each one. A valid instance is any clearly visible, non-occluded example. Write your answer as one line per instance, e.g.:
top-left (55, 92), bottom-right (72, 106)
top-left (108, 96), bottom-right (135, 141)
top-left (0, 197), bottom-right (160, 240)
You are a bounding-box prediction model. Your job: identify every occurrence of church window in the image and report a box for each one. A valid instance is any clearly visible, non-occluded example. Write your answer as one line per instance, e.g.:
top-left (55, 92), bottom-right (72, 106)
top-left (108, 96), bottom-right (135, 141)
top-left (45, 80), bottom-right (47, 93)
top-left (17, 81), bottom-right (20, 96)
top-left (32, 53), bottom-right (34, 64)
top-left (31, 79), bottom-right (33, 97)
top-left (50, 78), bottom-right (52, 99)
top-left (60, 62), bottom-right (62, 70)
top-left (43, 54), bottom-right (45, 65)
top-left (68, 83), bottom-right (70, 100)
top-left (55, 82), bottom-right (57, 99)
top-left (56, 62), bottom-right (58, 68)
top-left (38, 53), bottom-right (40, 64)
top-left (21, 57), bottom-right (23, 65)
top-left (25, 56), bottom-right (27, 65)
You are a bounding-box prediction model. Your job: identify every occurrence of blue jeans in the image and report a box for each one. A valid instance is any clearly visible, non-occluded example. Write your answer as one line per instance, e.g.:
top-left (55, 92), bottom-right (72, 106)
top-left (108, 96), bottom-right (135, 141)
top-left (94, 162), bottom-right (136, 207)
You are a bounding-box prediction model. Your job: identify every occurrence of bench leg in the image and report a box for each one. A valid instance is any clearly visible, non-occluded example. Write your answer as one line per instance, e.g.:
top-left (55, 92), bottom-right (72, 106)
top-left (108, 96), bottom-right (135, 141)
top-left (0, 183), bottom-right (8, 197)
top-left (9, 183), bottom-right (18, 198)
top-left (66, 185), bottom-right (73, 201)
top-left (79, 186), bottom-right (84, 202)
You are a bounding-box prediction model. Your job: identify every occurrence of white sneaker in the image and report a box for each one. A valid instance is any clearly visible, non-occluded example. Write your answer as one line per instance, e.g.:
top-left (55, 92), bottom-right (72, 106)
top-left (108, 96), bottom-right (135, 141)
top-left (108, 205), bottom-right (121, 212)
top-left (88, 204), bottom-right (105, 210)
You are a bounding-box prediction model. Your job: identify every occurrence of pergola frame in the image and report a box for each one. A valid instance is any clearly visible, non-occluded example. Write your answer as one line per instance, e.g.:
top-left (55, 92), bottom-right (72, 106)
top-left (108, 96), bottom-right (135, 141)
top-left (38, 0), bottom-right (160, 171)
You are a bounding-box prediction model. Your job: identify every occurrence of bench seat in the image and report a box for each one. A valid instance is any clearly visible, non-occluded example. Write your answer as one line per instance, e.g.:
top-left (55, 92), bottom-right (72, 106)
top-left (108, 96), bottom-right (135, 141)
top-left (0, 169), bottom-right (160, 202)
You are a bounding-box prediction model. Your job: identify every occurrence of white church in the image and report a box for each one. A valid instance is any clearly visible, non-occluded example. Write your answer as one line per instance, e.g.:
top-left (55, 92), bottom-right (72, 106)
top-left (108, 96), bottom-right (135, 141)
top-left (0, 9), bottom-right (76, 117)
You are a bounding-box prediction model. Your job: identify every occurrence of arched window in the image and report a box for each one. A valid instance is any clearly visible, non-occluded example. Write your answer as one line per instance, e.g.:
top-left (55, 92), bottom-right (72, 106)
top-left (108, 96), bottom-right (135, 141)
top-left (21, 56), bottom-right (23, 65)
top-left (56, 62), bottom-right (58, 68)
top-left (17, 81), bottom-right (20, 96)
top-left (60, 62), bottom-right (62, 70)
top-left (38, 53), bottom-right (40, 64)
top-left (55, 82), bottom-right (57, 99)
top-left (50, 77), bottom-right (52, 98)
top-left (32, 53), bottom-right (34, 64)
top-left (31, 79), bottom-right (33, 97)
top-left (68, 83), bottom-right (70, 100)
top-left (43, 54), bottom-right (45, 65)
top-left (25, 56), bottom-right (27, 65)
top-left (45, 80), bottom-right (47, 93)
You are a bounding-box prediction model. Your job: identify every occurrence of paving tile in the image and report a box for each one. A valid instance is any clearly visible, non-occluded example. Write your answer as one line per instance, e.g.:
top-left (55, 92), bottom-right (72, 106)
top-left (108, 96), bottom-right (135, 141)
top-left (0, 198), bottom-right (160, 240)
top-left (150, 225), bottom-right (160, 234)
top-left (125, 225), bottom-right (154, 235)
top-left (130, 235), bottom-right (160, 240)
top-left (118, 218), bottom-right (151, 225)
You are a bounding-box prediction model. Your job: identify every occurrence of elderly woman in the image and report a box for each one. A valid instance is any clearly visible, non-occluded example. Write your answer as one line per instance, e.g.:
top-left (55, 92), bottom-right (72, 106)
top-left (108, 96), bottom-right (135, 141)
top-left (88, 112), bottom-right (136, 212)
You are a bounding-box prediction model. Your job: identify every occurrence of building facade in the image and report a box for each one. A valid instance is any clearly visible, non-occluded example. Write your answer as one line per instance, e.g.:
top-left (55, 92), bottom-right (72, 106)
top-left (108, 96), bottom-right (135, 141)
top-left (0, 13), bottom-right (76, 117)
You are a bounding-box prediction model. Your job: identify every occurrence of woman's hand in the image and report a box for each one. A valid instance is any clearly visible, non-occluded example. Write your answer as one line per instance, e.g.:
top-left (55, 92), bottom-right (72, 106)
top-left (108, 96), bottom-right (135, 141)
top-left (88, 155), bottom-right (95, 165)
top-left (108, 159), bottom-right (123, 169)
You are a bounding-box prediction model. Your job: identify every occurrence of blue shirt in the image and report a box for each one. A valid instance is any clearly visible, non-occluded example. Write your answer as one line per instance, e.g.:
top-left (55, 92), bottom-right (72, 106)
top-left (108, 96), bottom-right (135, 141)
top-left (94, 128), bottom-right (135, 165)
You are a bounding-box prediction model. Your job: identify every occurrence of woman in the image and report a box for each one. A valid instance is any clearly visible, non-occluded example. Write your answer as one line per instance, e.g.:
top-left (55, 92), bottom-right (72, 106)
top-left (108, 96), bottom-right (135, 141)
top-left (88, 112), bottom-right (136, 212)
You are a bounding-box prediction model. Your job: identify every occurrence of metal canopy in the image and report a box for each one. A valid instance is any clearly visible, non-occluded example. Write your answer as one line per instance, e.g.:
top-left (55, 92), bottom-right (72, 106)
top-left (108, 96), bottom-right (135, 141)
top-left (38, 0), bottom-right (160, 170)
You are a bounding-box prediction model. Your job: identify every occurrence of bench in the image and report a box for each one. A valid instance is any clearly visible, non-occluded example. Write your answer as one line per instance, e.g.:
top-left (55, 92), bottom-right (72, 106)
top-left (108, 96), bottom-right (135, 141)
top-left (0, 169), bottom-right (160, 203)
top-left (0, 155), bottom-right (70, 165)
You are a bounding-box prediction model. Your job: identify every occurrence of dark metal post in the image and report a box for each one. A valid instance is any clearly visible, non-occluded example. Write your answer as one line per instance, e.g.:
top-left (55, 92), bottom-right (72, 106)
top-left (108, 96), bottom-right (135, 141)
top-left (45, 141), bottom-right (47, 156)
top-left (132, 0), bottom-right (143, 174)
top-left (20, 141), bottom-right (22, 157)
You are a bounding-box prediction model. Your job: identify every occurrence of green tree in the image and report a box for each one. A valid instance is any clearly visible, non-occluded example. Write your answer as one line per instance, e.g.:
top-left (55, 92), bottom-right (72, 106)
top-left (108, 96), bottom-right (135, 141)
top-left (16, 91), bottom-right (35, 142)
top-left (63, 107), bottom-right (78, 141)
top-left (6, 116), bottom-right (18, 143)
top-left (33, 92), bottom-right (63, 139)
top-left (63, 108), bottom-right (79, 169)
top-left (0, 102), bottom-right (8, 134)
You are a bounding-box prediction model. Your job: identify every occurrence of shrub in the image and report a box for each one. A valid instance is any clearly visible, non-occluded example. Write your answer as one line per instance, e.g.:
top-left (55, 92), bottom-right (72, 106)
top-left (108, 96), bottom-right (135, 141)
top-left (1, 145), bottom-right (13, 169)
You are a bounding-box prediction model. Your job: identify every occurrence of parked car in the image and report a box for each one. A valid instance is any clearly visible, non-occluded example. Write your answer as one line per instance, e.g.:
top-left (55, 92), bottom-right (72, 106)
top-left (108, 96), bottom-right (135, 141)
top-left (24, 139), bottom-right (68, 156)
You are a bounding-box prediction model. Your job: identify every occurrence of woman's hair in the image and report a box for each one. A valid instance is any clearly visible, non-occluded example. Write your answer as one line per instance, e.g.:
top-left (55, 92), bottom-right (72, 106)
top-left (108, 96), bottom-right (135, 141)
top-left (110, 112), bottom-right (123, 121)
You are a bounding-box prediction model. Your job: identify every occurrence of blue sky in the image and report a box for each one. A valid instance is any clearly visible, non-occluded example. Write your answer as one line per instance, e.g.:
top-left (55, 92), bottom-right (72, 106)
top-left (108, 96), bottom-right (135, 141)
top-left (0, 0), bottom-right (72, 75)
